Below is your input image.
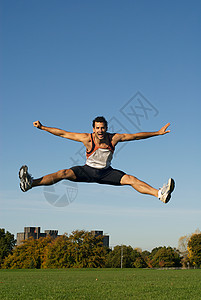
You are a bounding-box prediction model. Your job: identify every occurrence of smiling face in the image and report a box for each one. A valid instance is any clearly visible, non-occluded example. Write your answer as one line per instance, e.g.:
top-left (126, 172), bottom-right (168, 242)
top-left (93, 122), bottom-right (107, 141)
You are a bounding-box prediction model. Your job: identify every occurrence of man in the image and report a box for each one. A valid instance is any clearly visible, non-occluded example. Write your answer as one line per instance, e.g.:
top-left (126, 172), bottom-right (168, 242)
top-left (19, 116), bottom-right (175, 203)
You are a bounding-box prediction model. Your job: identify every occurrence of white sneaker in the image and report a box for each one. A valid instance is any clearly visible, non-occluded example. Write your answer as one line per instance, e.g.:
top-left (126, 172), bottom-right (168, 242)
top-left (159, 178), bottom-right (175, 203)
top-left (19, 165), bottom-right (33, 192)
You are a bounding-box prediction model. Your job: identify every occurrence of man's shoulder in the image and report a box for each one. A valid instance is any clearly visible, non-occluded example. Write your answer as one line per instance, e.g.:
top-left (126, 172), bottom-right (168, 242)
top-left (108, 132), bottom-right (117, 136)
top-left (83, 132), bottom-right (92, 139)
top-left (109, 133), bottom-right (123, 146)
top-left (108, 132), bottom-right (121, 137)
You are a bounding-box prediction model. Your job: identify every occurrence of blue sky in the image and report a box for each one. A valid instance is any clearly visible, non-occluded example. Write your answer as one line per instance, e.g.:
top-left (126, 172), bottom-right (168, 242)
top-left (1, 0), bottom-right (201, 251)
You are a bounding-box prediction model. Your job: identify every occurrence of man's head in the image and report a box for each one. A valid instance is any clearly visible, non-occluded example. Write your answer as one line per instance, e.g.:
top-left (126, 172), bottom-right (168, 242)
top-left (92, 116), bottom-right (108, 140)
top-left (92, 116), bottom-right (108, 130)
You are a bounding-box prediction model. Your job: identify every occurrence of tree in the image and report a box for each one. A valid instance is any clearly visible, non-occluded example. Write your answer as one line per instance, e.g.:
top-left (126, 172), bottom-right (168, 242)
top-left (150, 246), bottom-right (181, 268)
top-left (105, 245), bottom-right (122, 268)
top-left (133, 256), bottom-right (147, 268)
top-left (0, 229), bottom-right (16, 267)
top-left (43, 231), bottom-right (109, 268)
top-left (178, 229), bottom-right (201, 268)
top-left (105, 245), bottom-right (134, 268)
top-left (178, 235), bottom-right (189, 255)
top-left (43, 234), bottom-right (71, 268)
top-left (188, 233), bottom-right (201, 267)
top-left (67, 230), bottom-right (108, 268)
top-left (2, 230), bottom-right (108, 269)
top-left (105, 245), bottom-right (147, 268)
top-left (2, 236), bottom-right (52, 269)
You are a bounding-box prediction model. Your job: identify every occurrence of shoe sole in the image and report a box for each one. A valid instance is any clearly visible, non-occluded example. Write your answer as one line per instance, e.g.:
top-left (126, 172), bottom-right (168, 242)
top-left (20, 182), bottom-right (26, 192)
top-left (19, 165), bottom-right (28, 179)
top-left (19, 165), bottom-right (32, 192)
top-left (164, 178), bottom-right (175, 203)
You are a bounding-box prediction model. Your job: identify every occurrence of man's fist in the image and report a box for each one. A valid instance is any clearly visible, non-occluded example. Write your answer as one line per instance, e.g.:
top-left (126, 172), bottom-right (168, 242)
top-left (33, 120), bottom-right (42, 129)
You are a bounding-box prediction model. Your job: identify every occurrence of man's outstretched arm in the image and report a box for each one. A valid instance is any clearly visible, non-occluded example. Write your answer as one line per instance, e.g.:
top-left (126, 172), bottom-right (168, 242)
top-left (112, 123), bottom-right (171, 144)
top-left (33, 121), bottom-right (89, 142)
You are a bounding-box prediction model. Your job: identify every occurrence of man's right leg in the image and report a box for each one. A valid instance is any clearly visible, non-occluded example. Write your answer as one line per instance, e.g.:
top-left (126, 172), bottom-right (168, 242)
top-left (19, 165), bottom-right (77, 192)
top-left (32, 169), bottom-right (77, 187)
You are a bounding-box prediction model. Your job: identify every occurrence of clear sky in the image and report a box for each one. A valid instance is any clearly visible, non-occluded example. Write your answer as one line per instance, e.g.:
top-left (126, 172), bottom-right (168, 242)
top-left (1, 0), bottom-right (201, 251)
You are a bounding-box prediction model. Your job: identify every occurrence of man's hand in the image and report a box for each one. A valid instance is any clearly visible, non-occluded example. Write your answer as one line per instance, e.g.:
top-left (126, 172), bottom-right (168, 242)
top-left (33, 120), bottom-right (43, 129)
top-left (158, 123), bottom-right (171, 135)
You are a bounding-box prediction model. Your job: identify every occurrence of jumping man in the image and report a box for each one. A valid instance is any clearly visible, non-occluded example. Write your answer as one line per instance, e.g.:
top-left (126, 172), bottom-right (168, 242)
top-left (19, 116), bottom-right (175, 203)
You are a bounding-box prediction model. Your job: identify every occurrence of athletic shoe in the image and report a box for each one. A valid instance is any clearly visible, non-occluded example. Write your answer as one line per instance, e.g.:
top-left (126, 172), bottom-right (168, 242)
top-left (19, 165), bottom-right (33, 192)
top-left (159, 178), bottom-right (175, 203)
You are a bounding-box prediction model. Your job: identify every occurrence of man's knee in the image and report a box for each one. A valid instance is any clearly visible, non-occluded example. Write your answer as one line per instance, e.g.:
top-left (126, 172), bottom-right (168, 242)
top-left (120, 174), bottom-right (136, 185)
top-left (61, 169), bottom-right (76, 180)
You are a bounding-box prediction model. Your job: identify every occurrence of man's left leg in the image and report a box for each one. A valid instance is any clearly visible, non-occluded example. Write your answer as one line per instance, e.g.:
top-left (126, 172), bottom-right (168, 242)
top-left (120, 174), bottom-right (175, 203)
top-left (120, 174), bottom-right (158, 197)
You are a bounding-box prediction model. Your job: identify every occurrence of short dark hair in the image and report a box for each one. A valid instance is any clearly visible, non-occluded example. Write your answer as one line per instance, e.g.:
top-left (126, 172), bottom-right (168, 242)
top-left (92, 116), bottom-right (108, 130)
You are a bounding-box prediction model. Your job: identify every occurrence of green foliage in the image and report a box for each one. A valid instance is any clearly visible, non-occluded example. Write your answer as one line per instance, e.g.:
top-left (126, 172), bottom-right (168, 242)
top-left (0, 229), bottom-right (16, 267)
top-left (149, 246), bottom-right (181, 268)
top-left (188, 233), bottom-right (201, 267)
top-left (2, 236), bottom-right (52, 269)
top-left (43, 231), bottom-right (108, 268)
top-left (105, 245), bottom-right (147, 268)
top-left (1, 229), bottom-right (183, 269)
top-left (133, 256), bottom-right (147, 268)
top-left (2, 230), bottom-right (109, 269)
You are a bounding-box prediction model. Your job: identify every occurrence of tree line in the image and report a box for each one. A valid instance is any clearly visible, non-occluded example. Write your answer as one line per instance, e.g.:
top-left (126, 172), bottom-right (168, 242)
top-left (1, 228), bottom-right (201, 269)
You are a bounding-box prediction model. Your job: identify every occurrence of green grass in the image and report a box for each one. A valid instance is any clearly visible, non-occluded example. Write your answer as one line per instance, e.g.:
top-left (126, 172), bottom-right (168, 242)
top-left (0, 268), bottom-right (201, 299)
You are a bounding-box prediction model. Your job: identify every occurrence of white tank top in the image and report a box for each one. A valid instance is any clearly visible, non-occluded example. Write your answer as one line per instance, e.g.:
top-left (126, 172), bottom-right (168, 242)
top-left (85, 133), bottom-right (115, 169)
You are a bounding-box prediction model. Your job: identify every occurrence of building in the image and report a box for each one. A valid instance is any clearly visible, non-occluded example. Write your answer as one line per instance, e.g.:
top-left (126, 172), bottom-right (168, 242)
top-left (17, 227), bottom-right (59, 246)
top-left (17, 227), bottom-right (109, 247)
top-left (91, 230), bottom-right (109, 247)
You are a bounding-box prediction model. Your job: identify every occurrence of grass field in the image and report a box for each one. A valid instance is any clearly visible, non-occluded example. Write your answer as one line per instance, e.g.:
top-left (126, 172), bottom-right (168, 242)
top-left (0, 268), bottom-right (201, 300)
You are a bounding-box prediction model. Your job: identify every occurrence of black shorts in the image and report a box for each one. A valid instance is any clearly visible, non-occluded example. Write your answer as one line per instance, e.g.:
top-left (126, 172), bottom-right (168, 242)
top-left (70, 165), bottom-right (125, 186)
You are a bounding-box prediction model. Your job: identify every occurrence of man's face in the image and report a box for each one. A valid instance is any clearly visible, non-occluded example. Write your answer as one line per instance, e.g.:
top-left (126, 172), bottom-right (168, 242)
top-left (93, 122), bottom-right (107, 140)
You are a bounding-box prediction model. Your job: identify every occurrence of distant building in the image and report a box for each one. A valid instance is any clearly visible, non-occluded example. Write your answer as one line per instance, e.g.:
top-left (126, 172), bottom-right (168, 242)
top-left (17, 227), bottom-right (59, 246)
top-left (91, 230), bottom-right (109, 247)
top-left (17, 227), bottom-right (109, 247)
